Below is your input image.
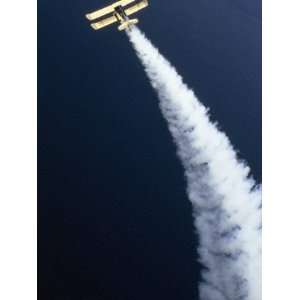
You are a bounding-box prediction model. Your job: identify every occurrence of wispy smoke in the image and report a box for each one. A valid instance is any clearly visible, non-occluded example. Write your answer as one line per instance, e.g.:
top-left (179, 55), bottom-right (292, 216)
top-left (126, 27), bottom-right (261, 300)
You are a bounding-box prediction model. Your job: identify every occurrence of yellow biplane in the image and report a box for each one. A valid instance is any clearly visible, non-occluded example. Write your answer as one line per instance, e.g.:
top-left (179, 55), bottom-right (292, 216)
top-left (85, 0), bottom-right (149, 31)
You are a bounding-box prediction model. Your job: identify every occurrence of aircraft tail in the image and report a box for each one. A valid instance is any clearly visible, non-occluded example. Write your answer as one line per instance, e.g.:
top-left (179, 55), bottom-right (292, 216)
top-left (118, 18), bottom-right (138, 31)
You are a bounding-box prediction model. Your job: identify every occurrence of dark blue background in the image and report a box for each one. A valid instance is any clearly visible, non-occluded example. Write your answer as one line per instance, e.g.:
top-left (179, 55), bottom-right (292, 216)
top-left (38, 1), bottom-right (261, 299)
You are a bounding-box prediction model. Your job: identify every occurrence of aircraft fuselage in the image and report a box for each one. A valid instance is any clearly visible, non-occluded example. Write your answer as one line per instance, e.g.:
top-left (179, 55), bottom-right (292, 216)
top-left (114, 5), bottom-right (129, 22)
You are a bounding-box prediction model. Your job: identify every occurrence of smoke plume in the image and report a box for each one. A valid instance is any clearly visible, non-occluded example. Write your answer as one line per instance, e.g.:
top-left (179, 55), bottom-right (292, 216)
top-left (126, 27), bottom-right (261, 300)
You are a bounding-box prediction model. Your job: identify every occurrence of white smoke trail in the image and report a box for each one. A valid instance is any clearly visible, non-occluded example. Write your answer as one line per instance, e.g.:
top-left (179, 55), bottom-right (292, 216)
top-left (126, 27), bottom-right (261, 300)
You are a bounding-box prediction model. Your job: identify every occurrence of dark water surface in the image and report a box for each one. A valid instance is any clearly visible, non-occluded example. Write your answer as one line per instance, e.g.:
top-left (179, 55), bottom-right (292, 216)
top-left (38, 0), bottom-right (261, 299)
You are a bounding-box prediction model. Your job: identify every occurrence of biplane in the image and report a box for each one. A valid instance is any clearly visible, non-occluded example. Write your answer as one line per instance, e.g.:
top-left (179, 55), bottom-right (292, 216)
top-left (85, 0), bottom-right (149, 31)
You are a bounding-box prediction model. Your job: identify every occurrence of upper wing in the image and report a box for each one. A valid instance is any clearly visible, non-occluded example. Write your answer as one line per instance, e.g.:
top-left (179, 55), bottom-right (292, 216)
top-left (90, 15), bottom-right (118, 30)
top-left (86, 0), bottom-right (136, 21)
top-left (125, 0), bottom-right (148, 16)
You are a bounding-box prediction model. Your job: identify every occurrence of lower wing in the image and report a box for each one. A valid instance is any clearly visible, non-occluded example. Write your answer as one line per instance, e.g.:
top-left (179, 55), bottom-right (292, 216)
top-left (90, 15), bottom-right (118, 30)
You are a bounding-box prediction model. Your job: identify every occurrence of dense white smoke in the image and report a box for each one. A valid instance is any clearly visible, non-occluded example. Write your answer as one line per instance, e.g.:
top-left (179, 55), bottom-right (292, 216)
top-left (126, 27), bottom-right (261, 300)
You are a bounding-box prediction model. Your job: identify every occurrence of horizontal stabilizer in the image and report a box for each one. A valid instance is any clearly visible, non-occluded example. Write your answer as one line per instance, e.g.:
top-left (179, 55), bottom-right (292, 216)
top-left (118, 19), bottom-right (139, 31)
top-left (86, 0), bottom-right (136, 21)
top-left (90, 15), bottom-right (118, 30)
